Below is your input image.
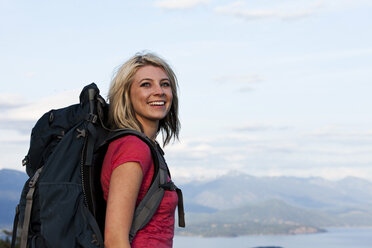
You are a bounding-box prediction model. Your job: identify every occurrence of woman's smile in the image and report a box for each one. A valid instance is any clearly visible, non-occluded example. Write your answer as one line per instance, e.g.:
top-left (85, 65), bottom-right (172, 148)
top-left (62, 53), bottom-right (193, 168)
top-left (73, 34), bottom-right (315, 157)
top-left (130, 65), bottom-right (173, 127)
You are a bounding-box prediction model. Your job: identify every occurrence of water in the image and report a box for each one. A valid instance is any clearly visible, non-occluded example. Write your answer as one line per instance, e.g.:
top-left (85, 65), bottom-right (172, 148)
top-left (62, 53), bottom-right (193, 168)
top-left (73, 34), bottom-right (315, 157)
top-left (173, 227), bottom-right (372, 248)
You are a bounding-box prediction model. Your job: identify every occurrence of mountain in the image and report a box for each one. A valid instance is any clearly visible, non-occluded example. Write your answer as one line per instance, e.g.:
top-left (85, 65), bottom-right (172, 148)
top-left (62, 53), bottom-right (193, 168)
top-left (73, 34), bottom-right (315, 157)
top-left (178, 199), bottom-right (329, 237)
top-left (0, 169), bottom-right (27, 228)
top-left (1, 168), bottom-right (372, 237)
top-left (179, 198), bottom-right (372, 237)
top-left (181, 171), bottom-right (372, 211)
top-left (178, 172), bottom-right (372, 236)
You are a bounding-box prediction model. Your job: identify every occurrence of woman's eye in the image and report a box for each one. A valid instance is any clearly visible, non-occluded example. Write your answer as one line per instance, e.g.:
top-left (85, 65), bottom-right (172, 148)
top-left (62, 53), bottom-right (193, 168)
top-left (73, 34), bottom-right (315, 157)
top-left (140, 82), bottom-right (150, 87)
top-left (161, 82), bottom-right (170, 87)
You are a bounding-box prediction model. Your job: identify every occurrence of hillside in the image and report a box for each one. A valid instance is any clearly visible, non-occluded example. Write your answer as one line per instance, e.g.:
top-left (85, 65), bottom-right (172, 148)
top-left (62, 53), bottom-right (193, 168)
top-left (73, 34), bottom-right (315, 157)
top-left (181, 171), bottom-right (372, 211)
top-left (0, 169), bottom-right (27, 228)
top-left (178, 199), bottom-right (372, 237)
top-left (178, 172), bottom-right (372, 237)
top-left (178, 199), bottom-right (328, 237)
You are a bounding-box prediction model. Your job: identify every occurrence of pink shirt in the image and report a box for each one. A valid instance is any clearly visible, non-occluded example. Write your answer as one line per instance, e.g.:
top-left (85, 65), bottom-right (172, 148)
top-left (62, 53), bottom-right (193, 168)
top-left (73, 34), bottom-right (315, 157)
top-left (101, 135), bottom-right (178, 248)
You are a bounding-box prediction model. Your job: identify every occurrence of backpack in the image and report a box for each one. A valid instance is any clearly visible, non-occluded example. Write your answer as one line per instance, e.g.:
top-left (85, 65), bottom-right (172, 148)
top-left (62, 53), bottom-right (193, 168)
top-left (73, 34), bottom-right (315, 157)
top-left (11, 83), bottom-right (185, 248)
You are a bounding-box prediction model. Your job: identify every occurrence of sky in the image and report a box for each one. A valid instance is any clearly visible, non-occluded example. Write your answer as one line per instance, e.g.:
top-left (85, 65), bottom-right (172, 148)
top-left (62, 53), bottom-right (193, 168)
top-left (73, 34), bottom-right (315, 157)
top-left (0, 0), bottom-right (371, 182)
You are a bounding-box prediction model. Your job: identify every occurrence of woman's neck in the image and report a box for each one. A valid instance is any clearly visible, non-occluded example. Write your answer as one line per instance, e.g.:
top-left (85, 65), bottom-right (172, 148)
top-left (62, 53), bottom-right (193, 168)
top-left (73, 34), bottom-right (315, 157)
top-left (138, 119), bottom-right (159, 141)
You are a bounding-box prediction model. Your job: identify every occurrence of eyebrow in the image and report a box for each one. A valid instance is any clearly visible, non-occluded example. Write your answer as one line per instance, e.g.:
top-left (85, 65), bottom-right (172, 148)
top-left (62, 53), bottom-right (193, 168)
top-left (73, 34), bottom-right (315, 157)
top-left (138, 78), bottom-right (169, 83)
top-left (138, 78), bottom-right (153, 83)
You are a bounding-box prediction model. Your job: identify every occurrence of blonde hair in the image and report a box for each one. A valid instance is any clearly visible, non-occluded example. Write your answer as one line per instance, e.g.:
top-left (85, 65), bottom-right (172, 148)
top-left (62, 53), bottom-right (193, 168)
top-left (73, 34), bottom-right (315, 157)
top-left (108, 52), bottom-right (180, 146)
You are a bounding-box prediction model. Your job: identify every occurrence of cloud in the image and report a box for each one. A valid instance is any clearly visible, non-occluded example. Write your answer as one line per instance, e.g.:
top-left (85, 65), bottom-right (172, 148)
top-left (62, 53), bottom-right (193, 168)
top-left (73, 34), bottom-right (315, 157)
top-left (0, 89), bottom-right (85, 171)
top-left (2, 91), bottom-right (371, 181)
top-left (164, 123), bottom-right (372, 182)
top-left (0, 120), bottom-right (35, 135)
top-left (232, 122), bottom-right (291, 132)
top-left (215, 74), bottom-right (263, 84)
top-left (214, 74), bottom-right (263, 92)
top-left (320, 0), bottom-right (372, 11)
top-left (154, 0), bottom-right (372, 16)
top-left (0, 89), bottom-right (80, 138)
top-left (260, 166), bottom-right (372, 181)
top-left (0, 89), bottom-right (79, 122)
top-left (0, 93), bottom-right (28, 110)
top-left (0, 129), bottom-right (29, 145)
top-left (155, 0), bottom-right (210, 10)
top-left (213, 0), bottom-right (372, 21)
top-left (25, 72), bottom-right (37, 78)
top-left (306, 126), bottom-right (372, 145)
top-left (0, 128), bottom-right (30, 171)
top-left (214, 0), bottom-right (323, 21)
top-left (275, 48), bottom-right (372, 65)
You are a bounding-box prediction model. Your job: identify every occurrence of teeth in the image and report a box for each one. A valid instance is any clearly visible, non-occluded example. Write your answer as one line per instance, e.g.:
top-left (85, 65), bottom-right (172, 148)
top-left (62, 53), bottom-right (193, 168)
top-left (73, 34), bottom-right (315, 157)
top-left (150, 101), bottom-right (165, 106)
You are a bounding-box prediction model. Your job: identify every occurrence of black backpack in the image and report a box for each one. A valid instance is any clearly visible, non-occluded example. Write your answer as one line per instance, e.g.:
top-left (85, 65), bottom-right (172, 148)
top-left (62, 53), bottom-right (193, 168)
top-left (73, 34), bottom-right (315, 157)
top-left (11, 83), bottom-right (185, 248)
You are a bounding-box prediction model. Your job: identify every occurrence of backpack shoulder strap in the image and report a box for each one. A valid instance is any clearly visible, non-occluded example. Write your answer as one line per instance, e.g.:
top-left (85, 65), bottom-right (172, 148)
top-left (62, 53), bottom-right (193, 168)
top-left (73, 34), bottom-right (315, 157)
top-left (101, 129), bottom-right (185, 242)
top-left (101, 129), bottom-right (167, 241)
top-left (101, 129), bottom-right (161, 183)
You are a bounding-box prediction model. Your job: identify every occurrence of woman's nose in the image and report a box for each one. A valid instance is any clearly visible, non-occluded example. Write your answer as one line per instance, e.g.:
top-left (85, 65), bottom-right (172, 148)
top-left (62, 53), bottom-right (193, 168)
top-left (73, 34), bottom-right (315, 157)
top-left (153, 83), bottom-right (165, 95)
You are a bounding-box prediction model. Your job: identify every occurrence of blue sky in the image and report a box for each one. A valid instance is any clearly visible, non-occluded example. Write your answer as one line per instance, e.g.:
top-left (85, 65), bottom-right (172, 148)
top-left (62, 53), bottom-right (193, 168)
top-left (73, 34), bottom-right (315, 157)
top-left (1, 0), bottom-right (371, 182)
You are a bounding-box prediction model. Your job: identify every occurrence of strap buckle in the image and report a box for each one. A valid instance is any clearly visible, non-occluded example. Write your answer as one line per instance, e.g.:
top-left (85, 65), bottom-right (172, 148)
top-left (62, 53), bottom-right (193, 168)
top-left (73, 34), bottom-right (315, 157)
top-left (86, 113), bottom-right (98, 123)
top-left (160, 181), bottom-right (177, 191)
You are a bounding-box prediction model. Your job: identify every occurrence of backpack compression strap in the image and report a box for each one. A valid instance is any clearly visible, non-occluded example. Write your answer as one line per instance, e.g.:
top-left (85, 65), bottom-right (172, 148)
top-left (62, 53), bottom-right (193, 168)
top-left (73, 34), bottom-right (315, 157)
top-left (161, 183), bottom-right (185, 228)
top-left (10, 205), bottom-right (19, 248)
top-left (19, 166), bottom-right (43, 248)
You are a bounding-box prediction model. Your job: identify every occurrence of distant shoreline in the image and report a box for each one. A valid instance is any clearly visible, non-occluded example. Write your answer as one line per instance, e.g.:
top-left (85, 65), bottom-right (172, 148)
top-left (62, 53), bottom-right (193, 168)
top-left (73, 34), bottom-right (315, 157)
top-left (173, 227), bottom-right (372, 248)
top-left (176, 224), bottom-right (326, 238)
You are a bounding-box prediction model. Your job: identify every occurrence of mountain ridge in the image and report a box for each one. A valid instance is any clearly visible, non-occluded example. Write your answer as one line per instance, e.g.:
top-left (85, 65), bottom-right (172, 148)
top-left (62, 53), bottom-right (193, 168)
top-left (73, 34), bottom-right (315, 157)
top-left (180, 171), bottom-right (372, 211)
top-left (0, 169), bottom-right (27, 228)
top-left (1, 168), bottom-right (372, 237)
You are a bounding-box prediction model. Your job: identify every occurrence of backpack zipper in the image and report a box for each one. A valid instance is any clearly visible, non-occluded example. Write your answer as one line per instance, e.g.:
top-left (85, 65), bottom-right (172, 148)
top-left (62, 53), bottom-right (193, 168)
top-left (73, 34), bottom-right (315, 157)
top-left (80, 132), bottom-right (89, 207)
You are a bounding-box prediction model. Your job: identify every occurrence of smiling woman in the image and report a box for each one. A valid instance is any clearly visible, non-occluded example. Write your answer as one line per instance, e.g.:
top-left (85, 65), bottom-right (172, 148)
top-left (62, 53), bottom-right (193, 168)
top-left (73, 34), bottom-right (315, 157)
top-left (107, 53), bottom-right (179, 146)
top-left (101, 52), bottom-right (182, 248)
top-left (129, 65), bottom-right (173, 140)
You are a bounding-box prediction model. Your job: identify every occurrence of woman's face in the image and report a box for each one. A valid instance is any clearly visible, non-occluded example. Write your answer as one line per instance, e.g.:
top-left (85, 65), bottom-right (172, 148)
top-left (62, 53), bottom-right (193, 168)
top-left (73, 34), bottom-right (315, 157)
top-left (130, 65), bottom-right (173, 128)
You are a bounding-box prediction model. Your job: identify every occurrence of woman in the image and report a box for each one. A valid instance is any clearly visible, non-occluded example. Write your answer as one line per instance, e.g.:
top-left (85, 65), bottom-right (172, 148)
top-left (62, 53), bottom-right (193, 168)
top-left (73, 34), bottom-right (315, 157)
top-left (100, 52), bottom-right (181, 248)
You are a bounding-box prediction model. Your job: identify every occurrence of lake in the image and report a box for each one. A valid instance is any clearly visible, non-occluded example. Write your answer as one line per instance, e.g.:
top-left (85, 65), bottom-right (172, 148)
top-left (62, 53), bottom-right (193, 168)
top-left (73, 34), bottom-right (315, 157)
top-left (173, 227), bottom-right (372, 248)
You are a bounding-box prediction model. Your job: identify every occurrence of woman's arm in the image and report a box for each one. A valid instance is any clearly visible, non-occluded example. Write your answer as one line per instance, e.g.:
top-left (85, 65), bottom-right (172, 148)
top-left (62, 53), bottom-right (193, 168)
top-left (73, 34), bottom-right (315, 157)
top-left (104, 162), bottom-right (143, 248)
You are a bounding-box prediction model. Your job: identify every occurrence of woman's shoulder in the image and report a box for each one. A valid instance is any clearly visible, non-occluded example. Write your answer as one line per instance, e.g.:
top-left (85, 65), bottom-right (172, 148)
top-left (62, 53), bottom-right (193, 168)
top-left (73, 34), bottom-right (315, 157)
top-left (110, 134), bottom-right (149, 150)
top-left (107, 135), bottom-right (152, 164)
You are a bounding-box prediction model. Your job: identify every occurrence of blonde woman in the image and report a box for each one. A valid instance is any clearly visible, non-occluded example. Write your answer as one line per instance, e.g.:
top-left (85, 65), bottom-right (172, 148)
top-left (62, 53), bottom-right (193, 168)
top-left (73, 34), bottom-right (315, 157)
top-left (100, 52), bottom-right (181, 248)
